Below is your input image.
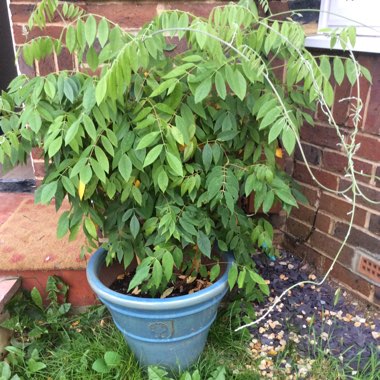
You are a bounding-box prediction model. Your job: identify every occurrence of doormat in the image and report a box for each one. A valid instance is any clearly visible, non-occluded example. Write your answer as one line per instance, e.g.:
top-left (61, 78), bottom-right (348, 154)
top-left (0, 197), bottom-right (87, 272)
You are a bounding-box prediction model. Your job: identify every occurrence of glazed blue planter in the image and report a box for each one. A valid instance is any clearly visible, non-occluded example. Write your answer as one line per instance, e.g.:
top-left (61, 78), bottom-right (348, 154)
top-left (86, 247), bottom-right (233, 370)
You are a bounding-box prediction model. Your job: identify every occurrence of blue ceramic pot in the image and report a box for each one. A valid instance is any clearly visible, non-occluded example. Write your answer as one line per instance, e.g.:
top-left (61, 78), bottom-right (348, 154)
top-left (86, 247), bottom-right (233, 370)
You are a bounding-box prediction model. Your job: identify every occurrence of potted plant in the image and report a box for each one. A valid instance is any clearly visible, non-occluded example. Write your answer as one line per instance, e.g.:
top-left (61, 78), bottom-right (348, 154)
top-left (0, 0), bottom-right (364, 371)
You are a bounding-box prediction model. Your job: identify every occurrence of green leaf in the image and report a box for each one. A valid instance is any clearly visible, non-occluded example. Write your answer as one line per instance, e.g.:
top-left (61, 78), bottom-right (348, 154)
top-left (27, 359), bottom-right (46, 374)
top-left (275, 188), bottom-right (298, 206)
top-left (152, 260), bottom-right (163, 288)
top-left (147, 366), bottom-right (171, 380)
top-left (66, 25), bottom-right (76, 53)
top-left (65, 120), bottom-right (80, 146)
top-left (202, 143), bottom-right (212, 172)
top-left (95, 77), bottom-right (107, 105)
top-left (57, 211), bottom-right (70, 238)
top-left (197, 231), bottom-right (211, 258)
top-left (104, 351), bottom-right (121, 368)
top-left (143, 144), bottom-right (163, 167)
top-left (85, 15), bottom-right (97, 46)
top-left (162, 251), bottom-right (174, 281)
top-left (228, 264), bottom-right (238, 290)
top-left (85, 217), bottom-right (97, 238)
top-left (248, 270), bottom-right (267, 285)
top-left (281, 128), bottom-right (296, 155)
top-left (86, 46), bottom-right (98, 72)
top-left (63, 79), bottom-right (75, 103)
top-left (48, 137), bottom-right (62, 157)
top-left (91, 159), bottom-right (106, 183)
top-left (62, 176), bottom-right (75, 196)
top-left (323, 80), bottom-right (334, 107)
top-left (333, 57), bottom-right (344, 85)
top-left (209, 264), bottom-right (220, 282)
top-left (150, 78), bottom-right (177, 97)
top-left (208, 366), bottom-right (226, 380)
top-left (95, 146), bottom-right (109, 173)
top-left (31, 287), bottom-right (43, 308)
top-left (97, 18), bottom-right (109, 48)
top-left (345, 59), bottom-right (357, 85)
top-left (320, 56), bottom-right (331, 80)
top-left (214, 71), bottom-right (226, 100)
top-left (83, 115), bottom-right (97, 141)
top-left (225, 66), bottom-right (246, 101)
top-left (80, 165), bottom-right (92, 184)
top-left (166, 152), bottom-right (183, 176)
top-left (130, 214), bottom-right (140, 239)
top-left (259, 107), bottom-right (281, 130)
top-left (194, 77), bottom-right (212, 103)
top-left (41, 181), bottom-right (57, 204)
top-left (92, 358), bottom-right (109, 374)
top-left (268, 118), bottom-right (285, 144)
top-left (128, 258), bottom-right (152, 292)
top-left (119, 154), bottom-right (133, 181)
top-left (157, 168), bottom-right (169, 192)
top-left (83, 83), bottom-right (96, 111)
top-left (136, 131), bottom-right (160, 150)
top-left (29, 111), bottom-right (42, 133)
top-left (262, 190), bottom-right (274, 213)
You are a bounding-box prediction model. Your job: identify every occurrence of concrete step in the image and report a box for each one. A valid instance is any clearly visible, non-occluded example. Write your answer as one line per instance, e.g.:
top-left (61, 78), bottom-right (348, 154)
top-left (0, 193), bottom-right (96, 306)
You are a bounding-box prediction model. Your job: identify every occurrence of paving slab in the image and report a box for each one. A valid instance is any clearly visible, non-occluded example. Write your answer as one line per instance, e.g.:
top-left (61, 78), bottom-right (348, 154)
top-left (0, 277), bottom-right (20, 313)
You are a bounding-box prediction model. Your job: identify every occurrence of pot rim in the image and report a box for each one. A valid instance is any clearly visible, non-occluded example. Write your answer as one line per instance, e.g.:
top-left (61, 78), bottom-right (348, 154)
top-left (86, 247), bottom-right (233, 310)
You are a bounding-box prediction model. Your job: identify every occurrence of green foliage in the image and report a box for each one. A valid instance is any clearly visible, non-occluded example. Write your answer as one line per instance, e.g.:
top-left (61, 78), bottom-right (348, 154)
top-left (0, 0), bottom-right (367, 299)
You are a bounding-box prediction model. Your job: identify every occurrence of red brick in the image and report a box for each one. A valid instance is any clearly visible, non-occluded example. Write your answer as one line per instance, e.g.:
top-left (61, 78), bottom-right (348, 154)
top-left (283, 237), bottom-right (325, 271)
top-left (368, 214), bottom-right (380, 236)
top-left (13, 24), bottom-right (63, 45)
top-left (353, 133), bottom-right (380, 162)
top-left (295, 183), bottom-right (320, 207)
top-left (319, 192), bottom-right (367, 226)
top-left (334, 223), bottom-right (380, 254)
top-left (309, 230), bottom-right (355, 268)
top-left (32, 161), bottom-right (46, 178)
top-left (9, 3), bottom-right (36, 23)
top-left (163, 2), bottom-right (228, 18)
top-left (57, 48), bottom-right (74, 71)
top-left (293, 162), bottom-right (339, 191)
top-left (291, 204), bottom-right (331, 233)
top-left (85, 3), bottom-right (157, 29)
top-left (339, 178), bottom-right (380, 212)
top-left (300, 123), bottom-right (344, 150)
top-left (322, 260), bottom-right (372, 297)
top-left (322, 150), bottom-right (372, 183)
top-left (295, 143), bottom-right (321, 165)
top-left (0, 270), bottom-right (96, 306)
top-left (333, 78), bottom-right (352, 125)
top-left (38, 54), bottom-right (57, 76)
top-left (31, 147), bottom-right (44, 160)
top-left (363, 55), bottom-right (380, 136)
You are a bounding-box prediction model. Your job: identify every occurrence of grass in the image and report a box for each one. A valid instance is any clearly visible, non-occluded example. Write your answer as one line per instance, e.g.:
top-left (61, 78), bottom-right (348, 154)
top-left (1, 281), bottom-right (379, 380)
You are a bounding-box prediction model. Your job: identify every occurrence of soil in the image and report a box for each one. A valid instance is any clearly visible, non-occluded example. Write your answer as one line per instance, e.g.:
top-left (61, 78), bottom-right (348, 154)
top-left (110, 270), bottom-right (212, 298)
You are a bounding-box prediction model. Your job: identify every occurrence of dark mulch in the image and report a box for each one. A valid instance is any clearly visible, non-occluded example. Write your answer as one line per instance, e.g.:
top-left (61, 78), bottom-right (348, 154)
top-left (110, 271), bottom-right (211, 298)
top-left (249, 251), bottom-right (379, 369)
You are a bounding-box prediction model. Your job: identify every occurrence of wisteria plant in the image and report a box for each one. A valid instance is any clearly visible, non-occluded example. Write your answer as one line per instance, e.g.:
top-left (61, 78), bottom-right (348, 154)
top-left (0, 0), bottom-right (368, 302)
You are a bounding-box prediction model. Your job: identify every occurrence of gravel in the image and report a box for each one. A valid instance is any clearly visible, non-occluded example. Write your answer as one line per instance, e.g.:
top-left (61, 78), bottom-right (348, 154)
top-left (246, 251), bottom-right (379, 377)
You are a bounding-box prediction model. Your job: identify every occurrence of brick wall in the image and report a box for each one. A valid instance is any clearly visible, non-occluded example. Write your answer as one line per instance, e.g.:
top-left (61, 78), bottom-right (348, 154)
top-left (284, 51), bottom-right (380, 305)
top-left (7, 1), bottom-right (379, 303)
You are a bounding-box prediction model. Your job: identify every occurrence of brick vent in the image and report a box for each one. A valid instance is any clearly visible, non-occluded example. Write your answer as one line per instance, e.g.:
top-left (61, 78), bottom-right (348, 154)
top-left (358, 256), bottom-right (380, 285)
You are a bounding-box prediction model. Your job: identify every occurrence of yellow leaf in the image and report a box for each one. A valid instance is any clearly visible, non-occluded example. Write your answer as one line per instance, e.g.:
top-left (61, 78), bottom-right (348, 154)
top-left (275, 148), bottom-right (283, 158)
top-left (78, 180), bottom-right (86, 200)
